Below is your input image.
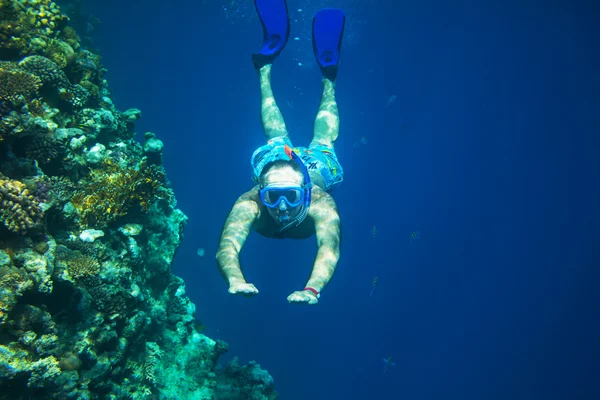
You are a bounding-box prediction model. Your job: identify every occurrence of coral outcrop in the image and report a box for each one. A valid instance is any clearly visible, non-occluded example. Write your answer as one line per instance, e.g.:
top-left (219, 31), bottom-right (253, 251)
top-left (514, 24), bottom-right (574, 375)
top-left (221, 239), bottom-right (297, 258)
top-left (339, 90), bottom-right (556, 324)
top-left (70, 157), bottom-right (164, 228)
top-left (0, 173), bottom-right (44, 234)
top-left (0, 67), bottom-right (41, 104)
top-left (0, 1), bottom-right (277, 399)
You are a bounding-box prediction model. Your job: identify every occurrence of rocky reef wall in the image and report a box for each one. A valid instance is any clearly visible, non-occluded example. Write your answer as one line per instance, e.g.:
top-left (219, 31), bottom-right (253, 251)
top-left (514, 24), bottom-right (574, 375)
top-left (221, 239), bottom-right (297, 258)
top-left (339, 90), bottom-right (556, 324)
top-left (0, 1), bottom-right (277, 398)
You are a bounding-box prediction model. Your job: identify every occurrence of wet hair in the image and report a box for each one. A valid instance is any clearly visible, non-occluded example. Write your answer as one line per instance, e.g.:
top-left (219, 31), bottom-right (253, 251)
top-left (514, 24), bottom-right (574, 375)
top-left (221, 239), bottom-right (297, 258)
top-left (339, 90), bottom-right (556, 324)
top-left (259, 160), bottom-right (303, 186)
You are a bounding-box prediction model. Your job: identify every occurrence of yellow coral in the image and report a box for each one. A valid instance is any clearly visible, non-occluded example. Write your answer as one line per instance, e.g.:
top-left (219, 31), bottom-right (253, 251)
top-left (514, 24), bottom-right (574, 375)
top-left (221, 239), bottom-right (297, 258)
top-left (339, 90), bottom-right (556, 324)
top-left (1, 0), bottom-right (70, 59)
top-left (71, 158), bottom-right (164, 228)
top-left (0, 174), bottom-right (44, 235)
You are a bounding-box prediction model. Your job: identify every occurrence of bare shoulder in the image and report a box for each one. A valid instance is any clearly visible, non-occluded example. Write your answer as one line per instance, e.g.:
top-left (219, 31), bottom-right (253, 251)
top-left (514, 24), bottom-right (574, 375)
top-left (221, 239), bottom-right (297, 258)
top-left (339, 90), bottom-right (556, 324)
top-left (238, 185), bottom-right (261, 202)
top-left (308, 187), bottom-right (339, 222)
top-left (229, 186), bottom-right (262, 219)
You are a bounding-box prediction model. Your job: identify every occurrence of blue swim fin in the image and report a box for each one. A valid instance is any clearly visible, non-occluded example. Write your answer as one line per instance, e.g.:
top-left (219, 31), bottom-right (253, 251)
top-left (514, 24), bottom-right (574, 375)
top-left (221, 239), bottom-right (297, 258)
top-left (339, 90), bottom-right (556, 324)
top-left (252, 0), bottom-right (290, 69)
top-left (312, 8), bottom-right (346, 81)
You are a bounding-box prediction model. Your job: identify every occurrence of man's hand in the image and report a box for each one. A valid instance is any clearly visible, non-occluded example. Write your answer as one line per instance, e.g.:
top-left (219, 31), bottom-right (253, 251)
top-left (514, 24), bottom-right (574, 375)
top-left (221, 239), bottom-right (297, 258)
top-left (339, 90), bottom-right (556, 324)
top-left (228, 282), bottom-right (259, 297)
top-left (287, 290), bottom-right (319, 305)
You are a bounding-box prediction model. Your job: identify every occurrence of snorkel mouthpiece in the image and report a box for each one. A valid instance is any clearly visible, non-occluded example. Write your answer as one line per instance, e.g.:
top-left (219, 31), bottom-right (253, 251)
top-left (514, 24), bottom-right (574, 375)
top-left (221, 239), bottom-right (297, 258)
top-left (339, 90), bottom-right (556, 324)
top-left (275, 145), bottom-right (312, 233)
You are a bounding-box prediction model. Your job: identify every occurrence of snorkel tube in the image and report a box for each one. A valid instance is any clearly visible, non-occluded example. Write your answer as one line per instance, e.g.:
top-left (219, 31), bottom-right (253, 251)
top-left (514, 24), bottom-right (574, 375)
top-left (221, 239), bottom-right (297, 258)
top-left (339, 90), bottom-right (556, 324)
top-left (278, 145), bottom-right (312, 233)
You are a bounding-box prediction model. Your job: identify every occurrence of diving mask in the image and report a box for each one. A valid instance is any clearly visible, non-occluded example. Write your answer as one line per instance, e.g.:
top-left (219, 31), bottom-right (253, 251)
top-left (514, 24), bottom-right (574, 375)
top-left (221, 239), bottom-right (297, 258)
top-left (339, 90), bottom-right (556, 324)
top-left (259, 185), bottom-right (306, 209)
top-left (260, 145), bottom-right (313, 234)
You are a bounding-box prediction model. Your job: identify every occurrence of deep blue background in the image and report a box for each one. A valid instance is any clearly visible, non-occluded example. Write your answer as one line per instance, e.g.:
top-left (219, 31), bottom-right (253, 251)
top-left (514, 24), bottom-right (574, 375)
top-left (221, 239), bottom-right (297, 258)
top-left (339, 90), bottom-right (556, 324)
top-left (82, 0), bottom-right (599, 398)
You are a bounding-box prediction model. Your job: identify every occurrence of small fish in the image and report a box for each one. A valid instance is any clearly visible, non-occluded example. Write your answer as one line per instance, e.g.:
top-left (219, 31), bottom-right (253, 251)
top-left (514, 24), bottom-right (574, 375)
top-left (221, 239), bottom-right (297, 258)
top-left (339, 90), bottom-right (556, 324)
top-left (386, 95), bottom-right (397, 108)
top-left (409, 231), bottom-right (421, 244)
top-left (370, 276), bottom-right (379, 296)
top-left (383, 356), bottom-right (397, 373)
top-left (197, 247), bottom-right (205, 257)
top-left (353, 136), bottom-right (368, 149)
top-left (74, 124), bottom-right (95, 133)
top-left (371, 225), bottom-right (377, 238)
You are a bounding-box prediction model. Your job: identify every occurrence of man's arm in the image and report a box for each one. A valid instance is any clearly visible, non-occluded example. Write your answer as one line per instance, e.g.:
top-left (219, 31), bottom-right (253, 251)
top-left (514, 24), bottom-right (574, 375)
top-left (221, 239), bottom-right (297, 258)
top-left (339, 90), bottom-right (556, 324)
top-left (216, 190), bottom-right (260, 290)
top-left (287, 193), bottom-right (341, 304)
top-left (306, 193), bottom-right (341, 293)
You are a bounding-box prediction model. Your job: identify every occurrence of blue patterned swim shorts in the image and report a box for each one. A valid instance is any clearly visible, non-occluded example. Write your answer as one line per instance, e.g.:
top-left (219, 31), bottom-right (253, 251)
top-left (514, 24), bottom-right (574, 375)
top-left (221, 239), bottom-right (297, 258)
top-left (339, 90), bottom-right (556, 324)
top-left (250, 136), bottom-right (344, 192)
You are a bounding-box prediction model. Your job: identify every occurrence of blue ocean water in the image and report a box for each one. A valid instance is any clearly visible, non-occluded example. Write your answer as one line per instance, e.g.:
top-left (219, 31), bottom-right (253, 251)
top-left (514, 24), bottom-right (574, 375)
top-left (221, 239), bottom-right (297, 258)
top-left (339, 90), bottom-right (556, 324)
top-left (85, 0), bottom-right (599, 399)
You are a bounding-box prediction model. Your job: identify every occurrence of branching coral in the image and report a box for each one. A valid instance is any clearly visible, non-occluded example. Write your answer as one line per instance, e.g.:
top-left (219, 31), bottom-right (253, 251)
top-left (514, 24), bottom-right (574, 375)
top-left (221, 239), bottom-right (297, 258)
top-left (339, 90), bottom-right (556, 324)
top-left (0, 174), bottom-right (44, 235)
top-left (65, 251), bottom-right (100, 283)
top-left (71, 157), bottom-right (164, 228)
top-left (0, 68), bottom-right (42, 103)
top-left (88, 286), bottom-right (128, 316)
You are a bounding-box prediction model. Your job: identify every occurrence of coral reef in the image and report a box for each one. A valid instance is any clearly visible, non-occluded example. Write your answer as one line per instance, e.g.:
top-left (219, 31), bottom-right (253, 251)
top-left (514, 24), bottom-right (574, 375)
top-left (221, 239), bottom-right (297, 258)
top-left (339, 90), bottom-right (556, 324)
top-left (0, 1), bottom-right (277, 399)
top-left (70, 157), bottom-right (164, 228)
top-left (0, 67), bottom-right (41, 104)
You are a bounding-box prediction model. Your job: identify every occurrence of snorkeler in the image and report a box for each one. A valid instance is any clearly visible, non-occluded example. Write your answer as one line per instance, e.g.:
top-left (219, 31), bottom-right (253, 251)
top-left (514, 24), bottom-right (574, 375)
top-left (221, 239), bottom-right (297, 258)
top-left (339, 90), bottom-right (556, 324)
top-left (216, 0), bottom-right (346, 305)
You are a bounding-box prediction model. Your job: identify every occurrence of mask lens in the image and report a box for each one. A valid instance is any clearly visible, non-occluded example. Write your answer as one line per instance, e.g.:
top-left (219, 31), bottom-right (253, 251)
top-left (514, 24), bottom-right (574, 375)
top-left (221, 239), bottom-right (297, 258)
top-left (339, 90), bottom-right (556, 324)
top-left (265, 188), bottom-right (303, 206)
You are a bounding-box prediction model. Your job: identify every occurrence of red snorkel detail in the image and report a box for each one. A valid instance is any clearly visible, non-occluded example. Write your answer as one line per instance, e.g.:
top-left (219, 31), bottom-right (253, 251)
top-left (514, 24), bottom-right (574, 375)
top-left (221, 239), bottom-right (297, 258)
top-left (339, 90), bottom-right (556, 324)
top-left (284, 144), bottom-right (294, 159)
top-left (275, 143), bottom-right (312, 235)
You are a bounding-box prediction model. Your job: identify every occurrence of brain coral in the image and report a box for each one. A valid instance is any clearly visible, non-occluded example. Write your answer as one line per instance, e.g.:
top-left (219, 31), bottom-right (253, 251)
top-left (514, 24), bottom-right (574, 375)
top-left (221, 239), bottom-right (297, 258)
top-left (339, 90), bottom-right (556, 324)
top-left (18, 55), bottom-right (68, 87)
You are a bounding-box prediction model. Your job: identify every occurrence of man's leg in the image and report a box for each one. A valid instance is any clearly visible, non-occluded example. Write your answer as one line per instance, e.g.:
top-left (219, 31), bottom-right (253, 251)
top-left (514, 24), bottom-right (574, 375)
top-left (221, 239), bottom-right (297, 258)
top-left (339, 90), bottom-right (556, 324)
top-left (311, 78), bottom-right (339, 148)
top-left (259, 64), bottom-right (288, 141)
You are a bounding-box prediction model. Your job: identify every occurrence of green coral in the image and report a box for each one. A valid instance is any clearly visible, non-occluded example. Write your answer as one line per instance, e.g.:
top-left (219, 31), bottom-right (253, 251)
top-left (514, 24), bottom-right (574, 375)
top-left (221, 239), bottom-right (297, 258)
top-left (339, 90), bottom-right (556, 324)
top-left (71, 157), bottom-right (164, 228)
